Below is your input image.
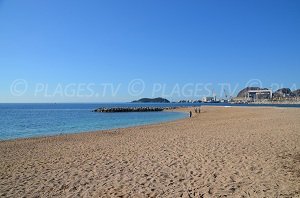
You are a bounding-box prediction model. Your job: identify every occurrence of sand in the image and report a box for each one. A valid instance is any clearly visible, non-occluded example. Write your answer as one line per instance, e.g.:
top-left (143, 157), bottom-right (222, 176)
top-left (0, 107), bottom-right (300, 197)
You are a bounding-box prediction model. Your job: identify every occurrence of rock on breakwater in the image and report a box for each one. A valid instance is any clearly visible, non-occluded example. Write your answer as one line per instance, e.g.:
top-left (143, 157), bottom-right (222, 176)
top-left (93, 107), bottom-right (177, 113)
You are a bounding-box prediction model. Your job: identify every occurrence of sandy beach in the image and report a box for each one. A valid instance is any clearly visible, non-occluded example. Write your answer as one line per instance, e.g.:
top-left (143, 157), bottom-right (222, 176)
top-left (0, 106), bottom-right (299, 197)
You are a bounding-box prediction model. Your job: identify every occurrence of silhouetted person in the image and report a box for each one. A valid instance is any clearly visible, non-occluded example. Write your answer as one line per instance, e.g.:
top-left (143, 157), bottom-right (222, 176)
top-left (189, 111), bottom-right (192, 117)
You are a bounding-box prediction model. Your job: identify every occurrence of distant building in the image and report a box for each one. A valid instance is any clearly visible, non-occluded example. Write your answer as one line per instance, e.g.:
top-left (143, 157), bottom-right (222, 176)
top-left (202, 96), bottom-right (215, 103)
top-left (247, 89), bottom-right (272, 101)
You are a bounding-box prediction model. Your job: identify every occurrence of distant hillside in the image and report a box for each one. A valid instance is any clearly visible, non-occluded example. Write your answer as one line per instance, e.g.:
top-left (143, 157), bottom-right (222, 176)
top-left (293, 89), bottom-right (300, 97)
top-left (132, 97), bottom-right (170, 103)
top-left (237, 87), bottom-right (300, 98)
top-left (273, 88), bottom-right (300, 98)
top-left (273, 88), bottom-right (293, 98)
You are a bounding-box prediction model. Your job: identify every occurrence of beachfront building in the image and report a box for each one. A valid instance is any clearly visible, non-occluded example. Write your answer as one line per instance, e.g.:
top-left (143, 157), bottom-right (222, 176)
top-left (247, 89), bottom-right (273, 101)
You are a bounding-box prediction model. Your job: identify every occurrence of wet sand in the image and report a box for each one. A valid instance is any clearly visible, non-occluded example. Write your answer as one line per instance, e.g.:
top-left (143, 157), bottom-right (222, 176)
top-left (0, 107), bottom-right (300, 197)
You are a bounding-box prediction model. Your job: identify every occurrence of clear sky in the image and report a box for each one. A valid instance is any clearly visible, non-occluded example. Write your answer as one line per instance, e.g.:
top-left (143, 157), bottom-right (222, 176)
top-left (0, 0), bottom-right (299, 102)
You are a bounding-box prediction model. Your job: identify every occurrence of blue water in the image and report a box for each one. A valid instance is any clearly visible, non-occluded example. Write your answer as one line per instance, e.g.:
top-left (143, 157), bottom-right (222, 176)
top-left (1, 102), bottom-right (299, 141)
top-left (0, 103), bottom-right (194, 140)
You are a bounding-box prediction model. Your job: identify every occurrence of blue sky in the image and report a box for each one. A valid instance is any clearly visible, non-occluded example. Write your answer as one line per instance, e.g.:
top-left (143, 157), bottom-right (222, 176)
top-left (0, 0), bottom-right (299, 102)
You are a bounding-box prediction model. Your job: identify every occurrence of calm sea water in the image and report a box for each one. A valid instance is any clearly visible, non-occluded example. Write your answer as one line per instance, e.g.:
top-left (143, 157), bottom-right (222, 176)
top-left (0, 103), bottom-right (194, 140)
top-left (1, 103), bottom-right (299, 140)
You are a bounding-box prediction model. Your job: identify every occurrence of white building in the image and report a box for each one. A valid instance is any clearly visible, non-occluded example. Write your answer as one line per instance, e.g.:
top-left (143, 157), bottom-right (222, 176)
top-left (247, 89), bottom-right (273, 101)
top-left (202, 96), bottom-right (216, 102)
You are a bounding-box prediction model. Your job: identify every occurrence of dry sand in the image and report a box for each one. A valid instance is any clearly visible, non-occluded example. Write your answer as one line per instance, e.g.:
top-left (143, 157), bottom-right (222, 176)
top-left (0, 107), bottom-right (300, 197)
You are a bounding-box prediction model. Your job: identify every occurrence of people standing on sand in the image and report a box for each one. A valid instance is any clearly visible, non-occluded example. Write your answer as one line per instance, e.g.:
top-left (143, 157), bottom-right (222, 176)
top-left (194, 107), bottom-right (201, 114)
top-left (189, 111), bottom-right (192, 117)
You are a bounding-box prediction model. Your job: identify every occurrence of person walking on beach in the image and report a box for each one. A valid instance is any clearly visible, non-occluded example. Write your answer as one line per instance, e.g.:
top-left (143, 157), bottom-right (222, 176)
top-left (189, 111), bottom-right (192, 117)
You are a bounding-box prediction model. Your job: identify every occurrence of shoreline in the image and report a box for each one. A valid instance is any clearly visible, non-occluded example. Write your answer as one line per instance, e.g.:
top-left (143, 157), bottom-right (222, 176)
top-left (1, 106), bottom-right (299, 197)
top-left (0, 109), bottom-right (190, 143)
top-left (1, 105), bottom-right (299, 142)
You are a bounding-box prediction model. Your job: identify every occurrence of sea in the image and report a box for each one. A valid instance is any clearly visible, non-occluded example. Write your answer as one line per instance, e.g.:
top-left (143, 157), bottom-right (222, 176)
top-left (0, 103), bottom-right (193, 140)
top-left (0, 103), bottom-right (299, 140)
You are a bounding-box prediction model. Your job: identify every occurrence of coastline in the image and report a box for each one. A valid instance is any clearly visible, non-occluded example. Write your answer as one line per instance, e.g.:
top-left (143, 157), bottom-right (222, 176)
top-left (0, 106), bottom-right (274, 143)
top-left (251, 101), bottom-right (300, 105)
top-left (0, 106), bottom-right (189, 142)
top-left (1, 107), bottom-right (299, 197)
top-left (0, 109), bottom-right (189, 143)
